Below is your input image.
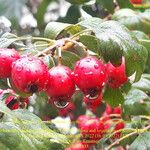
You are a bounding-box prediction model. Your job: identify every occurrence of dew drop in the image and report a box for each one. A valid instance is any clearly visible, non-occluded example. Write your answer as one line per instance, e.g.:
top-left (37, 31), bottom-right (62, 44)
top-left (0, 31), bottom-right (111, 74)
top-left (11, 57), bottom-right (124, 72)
top-left (74, 74), bottom-right (78, 77)
top-left (100, 71), bottom-right (104, 75)
top-left (16, 65), bottom-right (23, 72)
top-left (85, 72), bottom-right (93, 75)
top-left (94, 64), bottom-right (99, 69)
top-left (17, 76), bottom-right (21, 80)
top-left (26, 68), bottom-right (30, 73)
top-left (28, 57), bottom-right (33, 61)
top-left (71, 72), bottom-right (74, 76)
top-left (61, 79), bottom-right (64, 83)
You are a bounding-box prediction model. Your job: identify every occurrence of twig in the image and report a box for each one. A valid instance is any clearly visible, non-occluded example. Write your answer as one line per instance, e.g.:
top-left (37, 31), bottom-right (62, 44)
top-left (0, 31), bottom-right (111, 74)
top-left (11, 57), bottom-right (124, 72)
top-left (57, 47), bottom-right (62, 65)
top-left (139, 39), bottom-right (150, 43)
top-left (34, 44), bottom-right (57, 57)
top-left (106, 124), bottom-right (150, 150)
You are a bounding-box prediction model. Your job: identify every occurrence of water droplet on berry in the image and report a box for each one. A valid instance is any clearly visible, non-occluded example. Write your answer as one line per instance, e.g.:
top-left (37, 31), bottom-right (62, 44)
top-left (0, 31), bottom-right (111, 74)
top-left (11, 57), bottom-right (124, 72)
top-left (94, 64), bottom-right (99, 69)
top-left (17, 76), bottom-right (21, 80)
top-left (12, 62), bottom-right (15, 68)
top-left (71, 72), bottom-right (74, 76)
top-left (85, 72), bottom-right (93, 75)
top-left (74, 74), bottom-right (78, 77)
top-left (28, 57), bottom-right (33, 61)
top-left (100, 71), bottom-right (104, 75)
top-left (61, 79), bottom-right (64, 83)
top-left (26, 68), bottom-right (30, 73)
top-left (16, 65), bottom-right (23, 72)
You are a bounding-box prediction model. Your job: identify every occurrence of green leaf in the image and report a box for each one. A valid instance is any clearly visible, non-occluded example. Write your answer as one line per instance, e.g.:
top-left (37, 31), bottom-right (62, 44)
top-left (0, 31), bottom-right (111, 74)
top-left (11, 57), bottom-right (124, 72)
top-left (58, 5), bottom-right (81, 24)
top-left (79, 35), bottom-right (99, 54)
top-left (0, 107), bottom-right (69, 150)
top-left (78, 17), bottom-right (103, 30)
top-left (123, 89), bottom-right (150, 115)
top-left (82, 5), bottom-right (98, 17)
top-left (121, 81), bottom-right (132, 94)
top-left (33, 92), bottom-right (58, 119)
top-left (142, 74), bottom-right (150, 80)
top-left (0, 38), bottom-right (17, 48)
top-left (61, 51), bottom-right (80, 70)
top-left (112, 9), bottom-right (150, 34)
top-left (129, 132), bottom-right (150, 150)
top-left (43, 55), bottom-right (55, 69)
top-left (44, 22), bottom-right (82, 40)
top-left (103, 86), bottom-right (124, 107)
top-left (44, 22), bottom-right (71, 39)
top-left (96, 0), bottom-right (115, 14)
top-left (132, 30), bottom-right (149, 40)
top-left (65, 0), bottom-right (91, 5)
top-left (36, 0), bottom-right (52, 28)
top-left (132, 77), bottom-right (150, 92)
top-left (0, 79), bottom-right (9, 89)
top-left (116, 0), bottom-right (134, 9)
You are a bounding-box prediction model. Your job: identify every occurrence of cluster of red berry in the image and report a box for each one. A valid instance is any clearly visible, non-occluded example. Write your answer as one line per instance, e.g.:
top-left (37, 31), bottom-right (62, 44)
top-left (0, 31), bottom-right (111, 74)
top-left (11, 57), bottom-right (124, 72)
top-left (0, 48), bottom-right (127, 112)
top-left (66, 105), bottom-right (125, 150)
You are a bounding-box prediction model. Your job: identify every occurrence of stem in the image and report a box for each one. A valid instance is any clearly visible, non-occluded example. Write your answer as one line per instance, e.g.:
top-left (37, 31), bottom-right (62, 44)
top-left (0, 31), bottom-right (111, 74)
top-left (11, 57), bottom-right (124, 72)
top-left (34, 43), bottom-right (57, 57)
top-left (71, 29), bottom-right (93, 39)
top-left (139, 39), bottom-right (150, 43)
top-left (140, 115), bottom-right (150, 120)
top-left (106, 124), bottom-right (150, 150)
top-left (58, 47), bottom-right (62, 65)
top-left (133, 4), bottom-right (150, 9)
top-left (17, 36), bottom-right (54, 42)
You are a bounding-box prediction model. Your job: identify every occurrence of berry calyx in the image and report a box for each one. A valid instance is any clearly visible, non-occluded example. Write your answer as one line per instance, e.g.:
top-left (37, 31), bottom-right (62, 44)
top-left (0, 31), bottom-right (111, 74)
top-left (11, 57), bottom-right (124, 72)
top-left (0, 48), bottom-right (20, 78)
top-left (73, 56), bottom-right (106, 96)
top-left (11, 56), bottom-right (49, 94)
top-left (106, 60), bottom-right (128, 88)
top-left (83, 93), bottom-right (102, 110)
top-left (58, 102), bottom-right (75, 116)
top-left (46, 65), bottom-right (75, 100)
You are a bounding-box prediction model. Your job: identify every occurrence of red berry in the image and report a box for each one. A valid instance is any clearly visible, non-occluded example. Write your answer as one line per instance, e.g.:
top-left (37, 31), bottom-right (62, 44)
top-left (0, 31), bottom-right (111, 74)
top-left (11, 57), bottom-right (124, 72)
top-left (46, 66), bottom-right (75, 100)
top-left (3, 89), bottom-right (29, 110)
top-left (77, 115), bottom-right (90, 128)
top-left (106, 60), bottom-right (128, 88)
top-left (79, 117), bottom-right (104, 143)
top-left (11, 56), bottom-right (49, 94)
top-left (58, 102), bottom-right (75, 119)
top-left (0, 48), bottom-right (20, 78)
top-left (113, 121), bottom-right (125, 139)
top-left (73, 56), bottom-right (106, 96)
top-left (113, 106), bottom-right (122, 115)
top-left (130, 0), bottom-right (142, 4)
top-left (104, 104), bottom-right (113, 115)
top-left (83, 94), bottom-right (102, 109)
top-left (65, 142), bottom-right (88, 150)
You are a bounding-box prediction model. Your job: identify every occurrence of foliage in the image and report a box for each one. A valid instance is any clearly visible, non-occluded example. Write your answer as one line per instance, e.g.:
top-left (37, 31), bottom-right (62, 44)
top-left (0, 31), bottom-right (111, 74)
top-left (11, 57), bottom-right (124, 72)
top-left (0, 0), bottom-right (150, 150)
